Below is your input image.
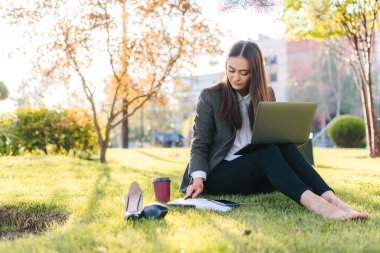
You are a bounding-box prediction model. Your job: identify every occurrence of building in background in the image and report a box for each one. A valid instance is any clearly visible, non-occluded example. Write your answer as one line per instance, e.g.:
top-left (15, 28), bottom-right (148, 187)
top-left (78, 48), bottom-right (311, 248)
top-left (257, 34), bottom-right (289, 102)
top-left (257, 34), bottom-right (324, 103)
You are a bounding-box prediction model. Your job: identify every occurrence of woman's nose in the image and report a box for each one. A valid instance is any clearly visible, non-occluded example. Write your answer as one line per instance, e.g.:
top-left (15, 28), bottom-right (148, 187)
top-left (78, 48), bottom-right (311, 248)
top-left (233, 73), bottom-right (240, 81)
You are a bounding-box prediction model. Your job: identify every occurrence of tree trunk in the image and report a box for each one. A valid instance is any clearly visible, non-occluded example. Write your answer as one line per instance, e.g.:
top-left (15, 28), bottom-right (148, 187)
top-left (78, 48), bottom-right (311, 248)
top-left (100, 126), bottom-right (111, 163)
top-left (121, 1), bottom-right (129, 149)
top-left (122, 99), bottom-right (129, 148)
top-left (122, 117), bottom-right (129, 148)
top-left (366, 84), bottom-right (380, 157)
top-left (335, 62), bottom-right (341, 117)
top-left (100, 143), bottom-right (107, 163)
top-left (140, 106), bottom-right (144, 146)
top-left (359, 83), bottom-right (371, 150)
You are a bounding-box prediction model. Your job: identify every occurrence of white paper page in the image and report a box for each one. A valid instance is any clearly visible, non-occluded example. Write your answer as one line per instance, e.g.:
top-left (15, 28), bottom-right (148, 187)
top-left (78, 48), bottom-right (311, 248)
top-left (167, 198), bottom-right (231, 212)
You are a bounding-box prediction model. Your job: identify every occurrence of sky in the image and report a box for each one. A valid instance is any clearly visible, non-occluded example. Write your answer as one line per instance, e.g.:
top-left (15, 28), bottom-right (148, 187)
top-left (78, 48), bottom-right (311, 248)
top-left (194, 0), bottom-right (285, 74)
top-left (0, 0), bottom-right (285, 113)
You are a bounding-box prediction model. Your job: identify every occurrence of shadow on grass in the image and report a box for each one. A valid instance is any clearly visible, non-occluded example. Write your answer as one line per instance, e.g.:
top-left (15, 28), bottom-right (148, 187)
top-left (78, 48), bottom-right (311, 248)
top-left (81, 165), bottom-right (111, 223)
top-left (354, 156), bottom-right (372, 159)
top-left (316, 164), bottom-right (352, 171)
top-left (135, 150), bottom-right (185, 164)
top-left (118, 219), bottom-right (171, 251)
top-left (119, 166), bottom-right (181, 182)
top-left (201, 212), bottom-right (289, 252)
top-left (0, 203), bottom-right (68, 240)
top-left (166, 194), bottom-right (299, 252)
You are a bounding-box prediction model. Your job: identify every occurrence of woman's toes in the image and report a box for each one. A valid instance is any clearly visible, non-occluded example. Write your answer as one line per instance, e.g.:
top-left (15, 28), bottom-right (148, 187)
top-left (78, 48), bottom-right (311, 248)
top-left (358, 211), bottom-right (369, 219)
top-left (342, 213), bottom-right (352, 221)
top-left (350, 212), bottom-right (359, 219)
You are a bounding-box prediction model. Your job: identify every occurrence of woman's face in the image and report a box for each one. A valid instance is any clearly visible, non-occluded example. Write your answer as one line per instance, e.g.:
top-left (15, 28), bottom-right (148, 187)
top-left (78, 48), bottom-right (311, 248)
top-left (227, 56), bottom-right (251, 95)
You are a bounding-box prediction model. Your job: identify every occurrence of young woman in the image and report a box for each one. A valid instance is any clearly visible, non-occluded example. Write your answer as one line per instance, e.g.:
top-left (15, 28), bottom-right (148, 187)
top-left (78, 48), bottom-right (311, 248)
top-left (180, 40), bottom-right (368, 221)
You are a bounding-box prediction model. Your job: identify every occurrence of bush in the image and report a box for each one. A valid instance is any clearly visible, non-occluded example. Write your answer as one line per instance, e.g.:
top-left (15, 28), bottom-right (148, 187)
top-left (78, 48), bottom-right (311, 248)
top-left (58, 109), bottom-right (98, 157)
top-left (0, 81), bottom-right (9, 100)
top-left (0, 106), bottom-right (98, 156)
top-left (327, 115), bottom-right (366, 148)
top-left (0, 113), bottom-right (19, 155)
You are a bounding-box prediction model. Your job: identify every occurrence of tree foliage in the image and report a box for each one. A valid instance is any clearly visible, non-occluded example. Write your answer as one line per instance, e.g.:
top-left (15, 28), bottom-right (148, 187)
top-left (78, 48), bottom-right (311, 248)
top-left (2, 0), bottom-right (222, 162)
top-left (283, 0), bottom-right (380, 157)
top-left (288, 51), bottom-right (361, 117)
top-left (219, 0), bottom-right (275, 11)
top-left (0, 81), bottom-right (9, 100)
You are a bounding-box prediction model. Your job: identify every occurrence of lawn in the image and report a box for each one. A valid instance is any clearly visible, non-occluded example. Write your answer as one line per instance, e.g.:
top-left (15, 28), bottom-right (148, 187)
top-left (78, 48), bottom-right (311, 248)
top-left (0, 148), bottom-right (379, 253)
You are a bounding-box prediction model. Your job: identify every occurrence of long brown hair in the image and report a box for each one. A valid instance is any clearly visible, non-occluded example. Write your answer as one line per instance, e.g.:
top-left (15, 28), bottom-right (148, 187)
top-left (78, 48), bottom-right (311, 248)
top-left (220, 40), bottom-right (270, 129)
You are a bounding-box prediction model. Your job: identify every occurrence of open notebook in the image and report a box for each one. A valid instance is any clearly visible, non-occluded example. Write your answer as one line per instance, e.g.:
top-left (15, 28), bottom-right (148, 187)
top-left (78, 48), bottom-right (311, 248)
top-left (167, 198), bottom-right (231, 212)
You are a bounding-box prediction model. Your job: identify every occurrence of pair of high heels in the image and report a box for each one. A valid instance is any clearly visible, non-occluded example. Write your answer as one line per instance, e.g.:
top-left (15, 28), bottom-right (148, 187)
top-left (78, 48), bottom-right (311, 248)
top-left (124, 182), bottom-right (168, 220)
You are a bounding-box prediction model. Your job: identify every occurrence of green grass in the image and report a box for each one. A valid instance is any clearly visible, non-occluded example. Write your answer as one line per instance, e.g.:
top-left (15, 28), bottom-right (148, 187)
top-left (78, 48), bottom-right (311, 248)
top-left (0, 148), bottom-right (379, 252)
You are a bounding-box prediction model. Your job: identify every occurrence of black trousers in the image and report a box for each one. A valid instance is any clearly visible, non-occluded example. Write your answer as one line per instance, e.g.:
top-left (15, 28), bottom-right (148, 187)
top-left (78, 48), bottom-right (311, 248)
top-left (204, 144), bottom-right (333, 203)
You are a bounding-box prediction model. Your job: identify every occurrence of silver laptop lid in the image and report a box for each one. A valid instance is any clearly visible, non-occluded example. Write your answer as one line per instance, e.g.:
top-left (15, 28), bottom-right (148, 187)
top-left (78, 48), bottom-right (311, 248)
top-left (251, 102), bottom-right (317, 145)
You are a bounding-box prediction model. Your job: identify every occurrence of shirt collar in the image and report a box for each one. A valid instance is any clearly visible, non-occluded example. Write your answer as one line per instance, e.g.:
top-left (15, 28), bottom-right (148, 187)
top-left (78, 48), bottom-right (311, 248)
top-left (237, 92), bottom-right (251, 106)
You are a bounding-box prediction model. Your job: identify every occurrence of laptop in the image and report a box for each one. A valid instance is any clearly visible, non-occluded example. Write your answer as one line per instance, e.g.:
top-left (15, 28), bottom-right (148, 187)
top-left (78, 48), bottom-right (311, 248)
top-left (234, 102), bottom-right (317, 155)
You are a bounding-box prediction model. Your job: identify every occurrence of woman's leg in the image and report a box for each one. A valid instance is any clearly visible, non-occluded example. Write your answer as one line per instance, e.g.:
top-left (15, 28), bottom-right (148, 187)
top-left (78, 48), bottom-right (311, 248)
top-left (278, 144), bottom-right (368, 218)
top-left (278, 144), bottom-right (332, 195)
top-left (205, 145), bottom-right (308, 200)
top-left (204, 153), bottom-right (275, 195)
top-left (205, 145), bottom-right (357, 220)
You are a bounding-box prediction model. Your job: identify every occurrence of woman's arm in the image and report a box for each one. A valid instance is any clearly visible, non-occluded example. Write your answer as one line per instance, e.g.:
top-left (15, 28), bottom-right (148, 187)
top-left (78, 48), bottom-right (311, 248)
top-left (186, 88), bottom-right (215, 198)
top-left (188, 88), bottom-right (215, 175)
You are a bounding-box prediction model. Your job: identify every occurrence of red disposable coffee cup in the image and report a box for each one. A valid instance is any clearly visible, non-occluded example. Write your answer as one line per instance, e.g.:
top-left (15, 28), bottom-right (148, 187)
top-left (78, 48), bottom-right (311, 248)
top-left (153, 177), bottom-right (171, 203)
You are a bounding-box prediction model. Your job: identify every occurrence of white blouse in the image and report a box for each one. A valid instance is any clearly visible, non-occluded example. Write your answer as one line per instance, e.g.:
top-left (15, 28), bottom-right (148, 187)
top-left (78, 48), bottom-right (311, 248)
top-left (224, 93), bottom-right (252, 161)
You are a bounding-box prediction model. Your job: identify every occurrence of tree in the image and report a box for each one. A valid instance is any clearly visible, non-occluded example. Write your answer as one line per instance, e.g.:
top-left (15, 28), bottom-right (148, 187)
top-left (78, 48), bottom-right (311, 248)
top-left (282, 0), bottom-right (380, 157)
top-left (0, 81), bottom-right (9, 100)
top-left (3, 0), bottom-right (222, 163)
top-left (311, 51), bottom-right (361, 117)
top-left (13, 77), bottom-right (46, 108)
top-left (287, 50), bottom-right (361, 145)
top-left (219, 0), bottom-right (275, 11)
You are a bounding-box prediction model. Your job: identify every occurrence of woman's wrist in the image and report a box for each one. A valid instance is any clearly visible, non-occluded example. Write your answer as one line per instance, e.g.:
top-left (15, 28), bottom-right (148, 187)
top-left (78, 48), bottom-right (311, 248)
top-left (190, 171), bottom-right (207, 180)
top-left (194, 177), bottom-right (205, 183)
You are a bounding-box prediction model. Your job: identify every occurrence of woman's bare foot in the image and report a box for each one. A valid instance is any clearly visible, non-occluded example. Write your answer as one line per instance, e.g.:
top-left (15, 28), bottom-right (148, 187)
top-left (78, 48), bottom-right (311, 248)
top-left (321, 191), bottom-right (369, 219)
top-left (300, 190), bottom-right (358, 220)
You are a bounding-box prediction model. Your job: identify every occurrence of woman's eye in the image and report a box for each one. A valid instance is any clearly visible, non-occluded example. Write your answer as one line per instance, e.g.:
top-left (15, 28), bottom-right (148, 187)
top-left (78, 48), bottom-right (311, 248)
top-left (241, 72), bottom-right (249, 76)
top-left (228, 70), bottom-right (235, 73)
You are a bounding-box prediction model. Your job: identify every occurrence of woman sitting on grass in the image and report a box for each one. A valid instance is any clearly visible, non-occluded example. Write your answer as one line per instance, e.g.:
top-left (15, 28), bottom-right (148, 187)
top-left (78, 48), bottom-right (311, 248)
top-left (181, 40), bottom-right (368, 221)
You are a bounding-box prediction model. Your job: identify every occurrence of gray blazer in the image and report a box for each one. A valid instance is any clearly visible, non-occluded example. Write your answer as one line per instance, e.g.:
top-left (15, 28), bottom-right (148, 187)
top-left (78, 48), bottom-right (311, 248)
top-left (179, 83), bottom-right (276, 192)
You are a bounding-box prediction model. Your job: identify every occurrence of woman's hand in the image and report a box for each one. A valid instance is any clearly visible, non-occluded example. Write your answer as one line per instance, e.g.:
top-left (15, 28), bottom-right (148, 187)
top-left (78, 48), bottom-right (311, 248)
top-left (186, 177), bottom-right (204, 198)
